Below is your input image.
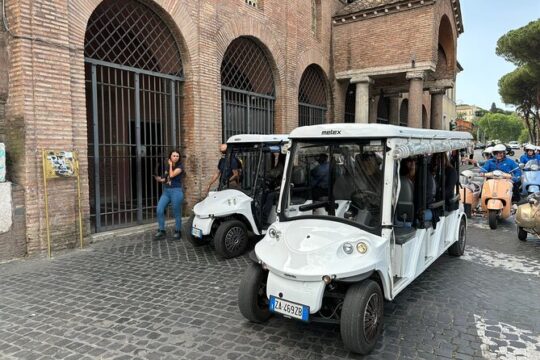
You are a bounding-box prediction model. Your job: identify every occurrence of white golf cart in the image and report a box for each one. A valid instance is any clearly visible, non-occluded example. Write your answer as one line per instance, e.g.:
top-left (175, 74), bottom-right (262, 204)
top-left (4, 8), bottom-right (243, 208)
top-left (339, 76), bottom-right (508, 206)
top-left (238, 124), bottom-right (472, 354)
top-left (189, 134), bottom-right (289, 258)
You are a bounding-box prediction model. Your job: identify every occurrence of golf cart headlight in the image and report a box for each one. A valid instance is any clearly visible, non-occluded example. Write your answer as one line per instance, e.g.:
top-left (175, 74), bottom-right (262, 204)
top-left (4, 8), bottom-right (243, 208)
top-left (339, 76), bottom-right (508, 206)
top-left (342, 242), bottom-right (354, 254)
top-left (356, 242), bottom-right (368, 254)
top-left (268, 227), bottom-right (281, 239)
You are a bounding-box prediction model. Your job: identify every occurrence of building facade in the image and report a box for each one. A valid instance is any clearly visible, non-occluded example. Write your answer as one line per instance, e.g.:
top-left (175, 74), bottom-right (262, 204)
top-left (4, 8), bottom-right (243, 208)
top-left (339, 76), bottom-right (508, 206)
top-left (0, 0), bottom-right (463, 259)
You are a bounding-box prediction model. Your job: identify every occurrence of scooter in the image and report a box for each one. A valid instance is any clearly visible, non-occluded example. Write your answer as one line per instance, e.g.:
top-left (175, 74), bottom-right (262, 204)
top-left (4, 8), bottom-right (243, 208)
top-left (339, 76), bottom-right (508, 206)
top-left (460, 169), bottom-right (483, 218)
top-left (481, 170), bottom-right (513, 229)
top-left (520, 160), bottom-right (540, 196)
top-left (515, 192), bottom-right (540, 241)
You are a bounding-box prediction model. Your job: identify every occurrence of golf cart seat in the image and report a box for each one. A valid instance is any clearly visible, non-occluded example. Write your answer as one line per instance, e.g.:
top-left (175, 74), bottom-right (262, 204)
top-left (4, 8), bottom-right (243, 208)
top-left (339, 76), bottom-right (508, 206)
top-left (394, 176), bottom-right (416, 245)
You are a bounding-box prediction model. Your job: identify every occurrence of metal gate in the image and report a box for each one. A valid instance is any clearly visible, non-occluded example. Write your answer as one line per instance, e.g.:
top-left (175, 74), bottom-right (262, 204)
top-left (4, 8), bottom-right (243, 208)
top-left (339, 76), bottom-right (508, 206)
top-left (299, 64), bottom-right (327, 126)
top-left (84, 0), bottom-right (183, 232)
top-left (221, 37), bottom-right (275, 141)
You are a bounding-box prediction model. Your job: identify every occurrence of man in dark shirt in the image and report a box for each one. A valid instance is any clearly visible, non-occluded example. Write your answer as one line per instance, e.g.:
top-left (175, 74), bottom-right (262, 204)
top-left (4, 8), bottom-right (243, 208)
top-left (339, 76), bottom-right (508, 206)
top-left (206, 144), bottom-right (241, 193)
top-left (311, 153), bottom-right (330, 200)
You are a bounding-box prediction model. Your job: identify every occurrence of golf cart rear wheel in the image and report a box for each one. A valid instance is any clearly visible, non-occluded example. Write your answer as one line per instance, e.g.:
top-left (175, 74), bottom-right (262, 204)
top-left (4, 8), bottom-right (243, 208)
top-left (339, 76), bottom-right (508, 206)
top-left (238, 263), bottom-right (272, 323)
top-left (517, 227), bottom-right (527, 241)
top-left (340, 280), bottom-right (384, 355)
top-left (488, 210), bottom-right (498, 230)
top-left (185, 215), bottom-right (211, 247)
top-left (214, 220), bottom-right (249, 258)
top-left (448, 217), bottom-right (467, 256)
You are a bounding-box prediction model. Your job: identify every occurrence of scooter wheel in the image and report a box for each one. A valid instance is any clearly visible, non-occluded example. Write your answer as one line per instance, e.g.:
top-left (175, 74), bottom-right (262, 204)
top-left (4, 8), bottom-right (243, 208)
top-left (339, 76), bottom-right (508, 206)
top-left (488, 210), bottom-right (498, 230)
top-left (517, 227), bottom-right (527, 241)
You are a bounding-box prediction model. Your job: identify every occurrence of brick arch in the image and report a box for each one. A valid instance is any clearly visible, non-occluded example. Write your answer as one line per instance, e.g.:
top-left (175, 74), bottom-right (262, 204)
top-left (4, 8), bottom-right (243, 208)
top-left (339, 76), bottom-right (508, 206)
top-left (296, 49), bottom-right (332, 124)
top-left (216, 19), bottom-right (285, 95)
top-left (68, 0), bottom-right (196, 79)
top-left (433, 0), bottom-right (458, 80)
top-left (215, 18), bottom-right (286, 132)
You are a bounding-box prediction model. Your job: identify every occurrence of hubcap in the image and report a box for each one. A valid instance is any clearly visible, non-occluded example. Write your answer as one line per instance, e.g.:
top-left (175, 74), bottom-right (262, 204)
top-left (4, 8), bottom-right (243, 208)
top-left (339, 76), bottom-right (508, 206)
top-left (363, 293), bottom-right (381, 342)
top-left (225, 226), bottom-right (246, 253)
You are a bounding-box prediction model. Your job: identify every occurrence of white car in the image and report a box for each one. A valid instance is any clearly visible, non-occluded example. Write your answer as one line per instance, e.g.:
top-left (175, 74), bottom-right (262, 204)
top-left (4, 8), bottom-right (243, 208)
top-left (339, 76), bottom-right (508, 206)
top-left (508, 141), bottom-right (520, 149)
top-left (238, 124), bottom-right (473, 355)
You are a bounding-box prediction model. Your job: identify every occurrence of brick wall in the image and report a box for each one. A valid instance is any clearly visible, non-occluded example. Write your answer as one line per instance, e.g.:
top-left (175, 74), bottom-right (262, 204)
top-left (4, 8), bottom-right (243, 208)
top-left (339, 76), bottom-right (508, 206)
top-left (3, 0), bottom-right (460, 257)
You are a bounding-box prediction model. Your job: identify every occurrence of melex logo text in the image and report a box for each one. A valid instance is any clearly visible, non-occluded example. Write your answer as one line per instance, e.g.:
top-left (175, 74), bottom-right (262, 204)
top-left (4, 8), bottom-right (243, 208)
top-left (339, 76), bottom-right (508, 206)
top-left (321, 130), bottom-right (342, 135)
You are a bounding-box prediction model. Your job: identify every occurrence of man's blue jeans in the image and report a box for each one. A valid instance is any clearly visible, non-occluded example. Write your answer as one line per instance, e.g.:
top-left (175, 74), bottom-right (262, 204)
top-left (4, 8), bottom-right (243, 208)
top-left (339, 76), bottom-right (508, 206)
top-left (157, 187), bottom-right (184, 231)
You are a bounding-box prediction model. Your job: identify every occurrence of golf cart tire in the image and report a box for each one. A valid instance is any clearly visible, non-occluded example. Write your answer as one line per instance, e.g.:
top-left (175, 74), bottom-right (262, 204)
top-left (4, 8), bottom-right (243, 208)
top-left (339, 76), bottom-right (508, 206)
top-left (464, 204), bottom-right (472, 219)
top-left (238, 263), bottom-right (272, 323)
top-left (340, 280), bottom-right (384, 355)
top-left (517, 227), bottom-right (527, 241)
top-left (185, 215), bottom-right (210, 247)
top-left (448, 217), bottom-right (467, 256)
top-left (214, 219), bottom-right (249, 259)
top-left (488, 210), bottom-right (498, 230)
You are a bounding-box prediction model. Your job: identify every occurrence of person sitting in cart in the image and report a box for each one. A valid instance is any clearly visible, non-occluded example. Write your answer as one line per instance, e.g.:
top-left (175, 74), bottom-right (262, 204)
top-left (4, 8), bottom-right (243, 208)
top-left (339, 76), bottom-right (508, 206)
top-left (206, 143), bottom-right (241, 193)
top-left (261, 148), bottom-right (286, 225)
top-left (310, 153), bottom-right (330, 200)
top-left (520, 144), bottom-right (538, 164)
top-left (480, 144), bottom-right (521, 201)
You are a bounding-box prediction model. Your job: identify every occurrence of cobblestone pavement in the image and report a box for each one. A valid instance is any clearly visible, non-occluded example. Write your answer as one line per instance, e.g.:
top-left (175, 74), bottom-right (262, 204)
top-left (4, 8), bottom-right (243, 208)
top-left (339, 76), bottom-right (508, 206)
top-left (1, 216), bottom-right (539, 360)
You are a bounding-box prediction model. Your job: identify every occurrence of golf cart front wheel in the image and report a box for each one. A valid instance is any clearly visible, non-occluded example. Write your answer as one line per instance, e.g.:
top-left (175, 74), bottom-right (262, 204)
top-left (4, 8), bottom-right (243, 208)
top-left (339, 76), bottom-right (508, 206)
top-left (214, 220), bottom-right (249, 258)
top-left (340, 280), bottom-right (384, 355)
top-left (238, 263), bottom-right (272, 323)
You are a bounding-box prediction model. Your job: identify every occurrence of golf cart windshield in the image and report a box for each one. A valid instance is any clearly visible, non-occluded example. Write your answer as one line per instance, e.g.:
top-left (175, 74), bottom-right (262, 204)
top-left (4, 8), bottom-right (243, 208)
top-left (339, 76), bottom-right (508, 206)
top-left (281, 140), bottom-right (385, 234)
top-left (219, 143), bottom-right (284, 195)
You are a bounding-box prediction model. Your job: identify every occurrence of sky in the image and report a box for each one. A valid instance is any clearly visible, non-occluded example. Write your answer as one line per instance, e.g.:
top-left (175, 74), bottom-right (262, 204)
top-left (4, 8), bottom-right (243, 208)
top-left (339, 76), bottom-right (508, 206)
top-left (456, 0), bottom-right (540, 111)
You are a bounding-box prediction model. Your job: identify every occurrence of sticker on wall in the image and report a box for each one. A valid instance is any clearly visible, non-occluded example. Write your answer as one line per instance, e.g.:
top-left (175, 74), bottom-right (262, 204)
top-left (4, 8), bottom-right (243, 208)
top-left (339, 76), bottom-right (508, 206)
top-left (43, 150), bottom-right (78, 179)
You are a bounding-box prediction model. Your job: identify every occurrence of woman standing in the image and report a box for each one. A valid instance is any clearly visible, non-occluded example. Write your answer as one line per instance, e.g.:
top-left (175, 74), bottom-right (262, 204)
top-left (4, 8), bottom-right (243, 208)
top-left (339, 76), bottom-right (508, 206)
top-left (153, 149), bottom-right (184, 240)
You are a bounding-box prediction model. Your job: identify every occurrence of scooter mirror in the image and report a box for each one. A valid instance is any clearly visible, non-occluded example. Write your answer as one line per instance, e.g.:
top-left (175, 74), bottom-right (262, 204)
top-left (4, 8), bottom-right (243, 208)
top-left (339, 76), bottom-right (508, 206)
top-left (519, 163), bottom-right (525, 169)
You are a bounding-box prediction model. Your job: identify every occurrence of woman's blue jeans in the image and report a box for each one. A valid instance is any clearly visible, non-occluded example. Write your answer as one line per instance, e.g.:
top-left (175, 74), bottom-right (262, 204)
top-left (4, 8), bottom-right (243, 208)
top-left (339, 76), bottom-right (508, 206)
top-left (157, 187), bottom-right (184, 231)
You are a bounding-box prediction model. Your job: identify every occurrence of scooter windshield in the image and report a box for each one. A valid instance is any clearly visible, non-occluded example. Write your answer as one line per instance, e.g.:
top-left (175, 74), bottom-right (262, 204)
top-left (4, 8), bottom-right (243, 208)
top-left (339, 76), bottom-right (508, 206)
top-left (524, 160), bottom-right (540, 171)
top-left (281, 140), bottom-right (385, 235)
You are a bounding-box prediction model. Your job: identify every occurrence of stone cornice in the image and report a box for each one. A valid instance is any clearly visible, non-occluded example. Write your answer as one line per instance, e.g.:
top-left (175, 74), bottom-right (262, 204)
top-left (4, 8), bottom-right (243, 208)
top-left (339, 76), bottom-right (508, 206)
top-left (334, 0), bottom-right (463, 34)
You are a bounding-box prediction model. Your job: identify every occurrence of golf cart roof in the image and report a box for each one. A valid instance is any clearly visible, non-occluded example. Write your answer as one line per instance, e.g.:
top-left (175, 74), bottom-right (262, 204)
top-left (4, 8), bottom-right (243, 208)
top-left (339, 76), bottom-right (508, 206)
top-left (226, 134), bottom-right (289, 144)
top-left (289, 124), bottom-right (473, 141)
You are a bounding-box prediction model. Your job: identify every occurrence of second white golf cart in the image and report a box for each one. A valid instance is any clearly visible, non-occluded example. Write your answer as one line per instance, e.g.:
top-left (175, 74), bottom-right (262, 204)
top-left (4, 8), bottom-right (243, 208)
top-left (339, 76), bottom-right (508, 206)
top-left (238, 124), bottom-right (472, 354)
top-left (189, 134), bottom-right (289, 258)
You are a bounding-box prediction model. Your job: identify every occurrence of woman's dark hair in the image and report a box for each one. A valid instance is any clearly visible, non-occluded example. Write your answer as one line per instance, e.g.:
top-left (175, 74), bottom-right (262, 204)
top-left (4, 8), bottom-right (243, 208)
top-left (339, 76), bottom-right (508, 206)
top-left (168, 149), bottom-right (181, 162)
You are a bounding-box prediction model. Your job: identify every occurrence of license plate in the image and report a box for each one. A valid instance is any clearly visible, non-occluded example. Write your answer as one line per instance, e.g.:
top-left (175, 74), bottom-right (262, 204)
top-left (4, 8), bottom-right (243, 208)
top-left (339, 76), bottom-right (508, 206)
top-left (269, 295), bottom-right (309, 321)
top-left (191, 227), bottom-right (202, 238)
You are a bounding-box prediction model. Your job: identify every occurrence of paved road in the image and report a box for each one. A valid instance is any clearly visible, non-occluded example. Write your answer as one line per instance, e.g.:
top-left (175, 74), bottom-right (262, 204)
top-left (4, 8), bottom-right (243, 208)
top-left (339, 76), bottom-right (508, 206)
top-left (1, 216), bottom-right (539, 360)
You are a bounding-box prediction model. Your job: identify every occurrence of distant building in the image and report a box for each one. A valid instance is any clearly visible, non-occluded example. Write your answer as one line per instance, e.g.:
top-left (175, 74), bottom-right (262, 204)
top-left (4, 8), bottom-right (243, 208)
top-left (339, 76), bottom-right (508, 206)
top-left (456, 104), bottom-right (485, 123)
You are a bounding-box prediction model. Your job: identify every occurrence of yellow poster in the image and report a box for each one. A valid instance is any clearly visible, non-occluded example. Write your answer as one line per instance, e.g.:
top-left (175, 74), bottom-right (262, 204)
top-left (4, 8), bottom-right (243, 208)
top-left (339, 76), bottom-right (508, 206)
top-left (43, 150), bottom-right (78, 179)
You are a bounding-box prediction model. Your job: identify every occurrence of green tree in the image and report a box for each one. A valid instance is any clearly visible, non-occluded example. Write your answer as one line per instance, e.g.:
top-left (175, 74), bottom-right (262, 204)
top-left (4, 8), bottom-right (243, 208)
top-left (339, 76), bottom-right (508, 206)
top-left (490, 102), bottom-right (497, 113)
top-left (518, 128), bottom-right (530, 144)
top-left (499, 66), bottom-right (540, 143)
top-left (478, 113), bottom-right (524, 143)
top-left (496, 19), bottom-right (540, 70)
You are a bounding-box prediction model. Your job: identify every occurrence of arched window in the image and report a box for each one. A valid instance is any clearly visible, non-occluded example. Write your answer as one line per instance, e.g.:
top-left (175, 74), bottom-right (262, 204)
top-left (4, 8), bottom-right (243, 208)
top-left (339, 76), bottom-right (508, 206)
top-left (85, 0), bottom-right (184, 232)
top-left (221, 37), bottom-right (275, 141)
top-left (298, 64), bottom-right (328, 126)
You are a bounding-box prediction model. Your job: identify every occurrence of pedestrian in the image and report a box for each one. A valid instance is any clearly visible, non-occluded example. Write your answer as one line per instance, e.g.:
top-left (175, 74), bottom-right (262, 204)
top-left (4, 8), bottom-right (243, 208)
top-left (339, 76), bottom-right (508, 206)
top-left (206, 143), bottom-right (241, 193)
top-left (153, 149), bottom-right (185, 240)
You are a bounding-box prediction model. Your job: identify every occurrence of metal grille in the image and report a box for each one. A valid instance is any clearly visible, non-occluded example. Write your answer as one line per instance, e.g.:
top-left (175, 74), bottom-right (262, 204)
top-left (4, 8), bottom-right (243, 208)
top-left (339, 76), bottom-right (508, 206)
top-left (299, 65), bottom-right (327, 126)
top-left (85, 0), bottom-right (183, 233)
top-left (221, 37), bottom-right (275, 141)
top-left (85, 0), bottom-right (183, 76)
top-left (345, 83), bottom-right (356, 123)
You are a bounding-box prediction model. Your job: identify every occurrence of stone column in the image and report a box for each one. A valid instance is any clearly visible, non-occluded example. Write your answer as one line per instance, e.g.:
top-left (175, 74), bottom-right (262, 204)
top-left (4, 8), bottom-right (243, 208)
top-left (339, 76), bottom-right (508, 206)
top-left (430, 88), bottom-right (446, 130)
top-left (406, 71), bottom-right (425, 128)
top-left (388, 94), bottom-right (401, 125)
top-left (351, 76), bottom-right (373, 123)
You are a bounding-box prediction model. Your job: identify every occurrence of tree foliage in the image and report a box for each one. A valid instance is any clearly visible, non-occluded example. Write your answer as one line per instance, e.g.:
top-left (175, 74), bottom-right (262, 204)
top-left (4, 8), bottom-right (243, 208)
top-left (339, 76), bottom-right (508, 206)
top-left (496, 19), bottom-right (540, 69)
top-left (478, 113), bottom-right (524, 143)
